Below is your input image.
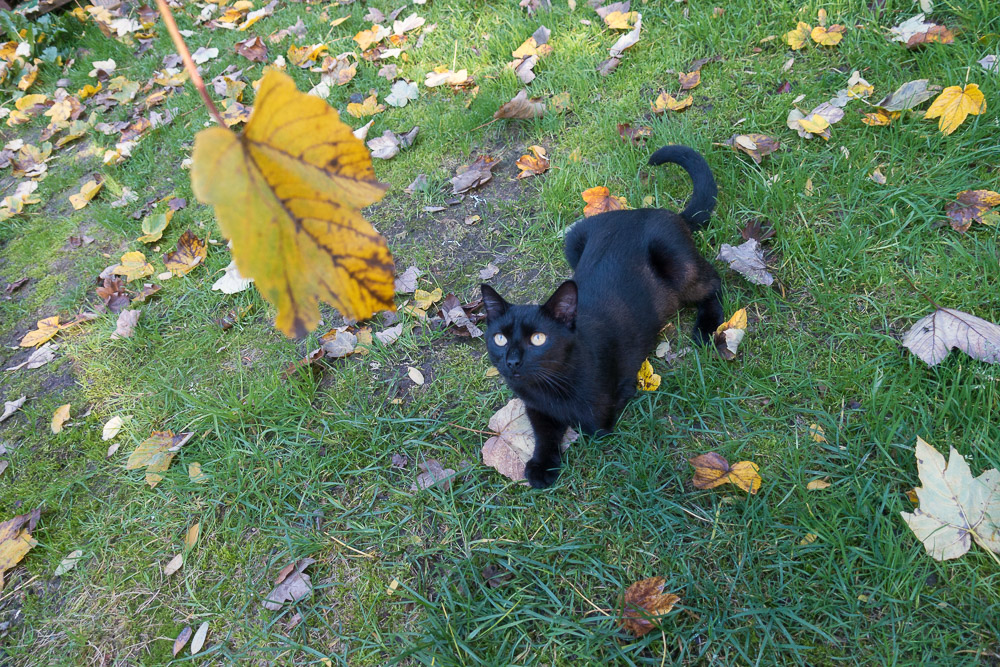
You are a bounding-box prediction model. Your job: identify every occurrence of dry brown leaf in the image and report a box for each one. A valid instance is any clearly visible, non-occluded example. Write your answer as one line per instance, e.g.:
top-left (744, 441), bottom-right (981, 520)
top-left (618, 577), bottom-right (680, 637)
top-left (678, 70), bottom-right (701, 90)
top-left (263, 558), bottom-right (316, 610)
top-left (945, 190), bottom-right (1000, 232)
top-left (163, 231), bottom-right (208, 276)
top-left (902, 308), bottom-right (1000, 366)
top-left (111, 309), bottom-right (141, 340)
top-left (716, 239), bottom-right (774, 286)
top-left (723, 133), bottom-right (779, 164)
top-left (515, 145), bottom-right (550, 178)
top-left (412, 458), bottom-right (457, 491)
top-left (451, 156), bottom-right (498, 194)
top-left (494, 90), bottom-right (546, 120)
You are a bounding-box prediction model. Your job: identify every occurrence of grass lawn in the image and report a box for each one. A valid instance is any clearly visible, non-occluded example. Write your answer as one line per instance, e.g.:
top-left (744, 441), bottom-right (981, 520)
top-left (1, 0), bottom-right (999, 664)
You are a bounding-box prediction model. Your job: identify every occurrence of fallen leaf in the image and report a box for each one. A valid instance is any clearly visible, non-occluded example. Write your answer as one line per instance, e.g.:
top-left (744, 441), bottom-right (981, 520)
top-left (924, 84), bottom-right (986, 135)
top-left (902, 308), bottom-right (1000, 366)
top-left (651, 91), bottom-right (693, 113)
top-left (1, 396), bottom-right (27, 423)
top-left (137, 211), bottom-right (172, 243)
top-left (608, 12), bottom-right (641, 57)
top-left (126, 430), bottom-right (195, 488)
top-left (189, 462), bottom-right (208, 484)
top-left (5, 342), bottom-right (57, 371)
top-left (346, 93), bottom-right (386, 118)
top-left (889, 14), bottom-right (954, 48)
top-left (263, 558), bottom-right (315, 610)
top-left (190, 621), bottom-right (209, 655)
top-left (412, 459), bottom-right (457, 491)
top-left (603, 10), bottom-right (638, 30)
top-left (494, 90), bottom-right (545, 120)
top-left (385, 80), bottom-right (418, 107)
top-left (870, 167), bottom-right (887, 185)
top-left (18, 317), bottom-right (63, 347)
top-left (51, 404), bottom-right (71, 434)
top-left (876, 79), bottom-right (939, 112)
top-left (164, 231), bottom-right (208, 276)
top-left (716, 239), bottom-right (774, 286)
top-left (191, 71), bottom-right (393, 338)
top-left (784, 21), bottom-right (811, 50)
top-left (636, 359), bottom-right (660, 391)
top-left (617, 123), bottom-right (652, 146)
top-left (185, 523), bottom-right (200, 551)
top-left (451, 156), bottom-right (498, 194)
top-left (111, 309), bottom-right (141, 339)
top-left (69, 179), bottom-right (103, 210)
top-left (212, 260), bottom-right (255, 294)
top-left (424, 67), bottom-right (471, 88)
top-left (376, 323), bottom-right (404, 345)
top-left (113, 251), bottom-right (155, 282)
top-left (394, 265), bottom-right (421, 293)
top-left (723, 133), bottom-right (779, 164)
top-left (678, 71), bottom-right (700, 90)
top-left (945, 190), bottom-right (1000, 232)
top-left (173, 626), bottom-right (192, 657)
top-left (862, 109), bottom-right (901, 126)
top-left (54, 549), bottom-right (84, 576)
top-left (235, 36), bottom-right (268, 63)
top-left (164, 553), bottom-right (183, 576)
top-left (515, 145), bottom-right (550, 178)
top-left (367, 126), bottom-right (419, 160)
top-left (800, 532), bottom-right (819, 546)
top-left (191, 47), bottom-right (219, 64)
top-left (810, 24), bottom-right (845, 46)
top-left (618, 577), bottom-right (680, 637)
top-left (809, 424), bottom-right (827, 443)
top-left (979, 55), bottom-right (998, 73)
top-left (407, 366), bottom-right (425, 385)
top-left (901, 437), bottom-right (1000, 561)
top-left (713, 308), bottom-right (747, 360)
top-left (413, 288), bottom-right (443, 310)
top-left (807, 478), bottom-right (832, 490)
top-left (582, 186), bottom-right (626, 217)
top-left (479, 263), bottom-right (500, 280)
top-left (481, 398), bottom-right (578, 483)
top-left (689, 452), bottom-right (762, 494)
top-left (0, 507), bottom-right (40, 588)
top-left (102, 416), bottom-right (125, 441)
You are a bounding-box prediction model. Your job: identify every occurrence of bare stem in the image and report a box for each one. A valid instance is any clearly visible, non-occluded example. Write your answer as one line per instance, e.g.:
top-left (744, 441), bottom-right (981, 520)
top-left (153, 0), bottom-right (225, 126)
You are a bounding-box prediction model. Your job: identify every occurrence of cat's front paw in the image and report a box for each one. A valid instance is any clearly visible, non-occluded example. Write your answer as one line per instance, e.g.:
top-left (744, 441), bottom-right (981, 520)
top-left (525, 457), bottom-right (561, 489)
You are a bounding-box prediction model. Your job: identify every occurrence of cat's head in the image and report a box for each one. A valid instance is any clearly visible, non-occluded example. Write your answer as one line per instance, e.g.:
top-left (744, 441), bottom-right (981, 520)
top-left (480, 281), bottom-right (577, 392)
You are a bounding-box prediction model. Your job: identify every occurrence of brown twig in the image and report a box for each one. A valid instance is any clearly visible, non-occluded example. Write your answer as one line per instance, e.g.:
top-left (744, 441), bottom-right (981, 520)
top-left (153, 0), bottom-right (224, 127)
top-left (446, 421), bottom-right (498, 436)
top-left (901, 273), bottom-right (942, 311)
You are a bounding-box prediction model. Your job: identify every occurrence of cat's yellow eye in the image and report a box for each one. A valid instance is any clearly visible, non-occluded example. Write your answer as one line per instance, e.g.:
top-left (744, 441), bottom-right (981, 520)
top-left (493, 333), bottom-right (508, 347)
top-left (530, 332), bottom-right (547, 346)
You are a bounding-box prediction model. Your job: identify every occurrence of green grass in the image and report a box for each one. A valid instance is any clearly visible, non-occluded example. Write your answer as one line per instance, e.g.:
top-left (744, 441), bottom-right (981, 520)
top-left (1, 0), bottom-right (999, 664)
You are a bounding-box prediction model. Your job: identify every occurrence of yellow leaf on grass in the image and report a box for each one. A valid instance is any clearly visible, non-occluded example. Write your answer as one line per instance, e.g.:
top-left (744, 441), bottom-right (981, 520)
top-left (689, 452), bottom-right (762, 494)
top-left (188, 462), bottom-right (208, 484)
top-left (191, 71), bottom-right (393, 338)
top-left (924, 84), bottom-right (987, 135)
top-left (784, 22), bottom-right (811, 50)
top-left (651, 92), bottom-right (693, 113)
top-left (137, 210), bottom-right (173, 243)
top-left (0, 509), bottom-right (40, 589)
top-left (185, 523), bottom-right (200, 550)
top-left (287, 43), bottom-right (328, 68)
top-left (806, 478), bottom-right (832, 490)
top-left (126, 430), bottom-right (194, 488)
top-left (636, 359), bottom-right (660, 391)
top-left (809, 423), bottom-right (827, 442)
top-left (862, 109), bottom-right (900, 126)
top-left (78, 82), bottom-right (102, 99)
top-left (810, 24), bottom-right (845, 46)
top-left (346, 93), bottom-right (385, 118)
top-left (604, 10), bottom-right (638, 30)
top-left (582, 186), bottom-right (627, 217)
top-left (163, 230), bottom-right (208, 276)
top-left (51, 404), bottom-right (70, 434)
top-left (797, 114), bottom-right (830, 134)
top-left (19, 316), bottom-right (62, 347)
top-left (716, 308), bottom-right (747, 333)
top-left (618, 577), bottom-right (680, 637)
top-left (413, 287), bottom-right (443, 310)
top-left (113, 251), bottom-right (155, 282)
top-left (515, 145), bottom-right (550, 178)
top-left (69, 179), bottom-right (103, 210)
top-left (678, 70), bottom-right (701, 90)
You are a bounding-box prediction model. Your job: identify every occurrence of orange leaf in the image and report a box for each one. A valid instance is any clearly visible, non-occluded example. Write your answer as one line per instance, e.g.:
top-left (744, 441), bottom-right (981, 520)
top-left (582, 186), bottom-right (626, 217)
top-left (163, 230), bottom-right (208, 276)
top-left (689, 452), bottom-right (762, 494)
top-left (515, 145), bottom-right (550, 179)
top-left (618, 577), bottom-right (680, 637)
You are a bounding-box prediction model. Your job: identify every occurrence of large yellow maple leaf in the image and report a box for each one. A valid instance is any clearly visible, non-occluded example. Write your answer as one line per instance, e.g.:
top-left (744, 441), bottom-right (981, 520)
top-left (924, 84), bottom-right (986, 135)
top-left (191, 71), bottom-right (393, 338)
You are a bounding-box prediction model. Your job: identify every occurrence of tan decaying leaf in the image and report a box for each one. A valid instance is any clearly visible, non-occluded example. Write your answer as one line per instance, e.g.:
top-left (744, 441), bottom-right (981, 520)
top-left (618, 577), bottom-right (680, 637)
top-left (608, 12), bottom-right (641, 57)
top-left (164, 553), bottom-right (183, 576)
top-left (0, 507), bottom-right (40, 589)
top-left (902, 308), bottom-right (1000, 366)
top-left (515, 145), bottom-right (550, 178)
top-left (651, 92), bottom-right (693, 113)
top-left (263, 557), bottom-right (315, 610)
top-left (494, 90), bottom-right (546, 120)
top-left (582, 186), bottom-right (627, 217)
top-left (189, 462), bottom-right (208, 484)
top-left (173, 626), bottom-right (192, 658)
top-left (714, 308), bottom-right (747, 360)
top-left (1, 396), bottom-right (27, 424)
top-left (394, 265), bottom-right (421, 294)
top-left (716, 239), bottom-right (774, 286)
top-left (126, 430), bottom-right (195, 488)
top-left (69, 179), bottom-right (103, 210)
top-left (723, 133), bottom-right (779, 164)
top-left (451, 156), bottom-right (498, 194)
top-left (5, 342), bottom-right (57, 371)
top-left (424, 67), bottom-right (471, 88)
top-left (412, 459), bottom-right (458, 491)
top-left (870, 167), bottom-right (887, 185)
top-left (689, 452), bottom-right (762, 494)
top-left (111, 309), bottom-right (141, 340)
top-left (102, 416), bottom-right (125, 441)
top-left (407, 366), bottom-right (425, 386)
top-left (807, 478), bottom-right (832, 490)
top-left (192, 71), bottom-right (393, 338)
top-left (235, 36), bottom-right (268, 63)
top-left (51, 403), bottom-right (71, 434)
top-left (901, 437), bottom-right (1000, 561)
top-left (784, 22), bottom-right (811, 50)
top-left (617, 123), bottom-right (652, 146)
top-left (385, 80), bottom-right (418, 107)
top-left (212, 260), bottom-right (255, 294)
top-left (678, 70), bottom-right (701, 90)
top-left (876, 79), bottom-right (939, 112)
top-left (924, 84), bottom-right (986, 135)
top-left (481, 398), bottom-right (578, 483)
top-left (889, 14), bottom-right (954, 48)
top-left (945, 190), bottom-right (1000, 232)
top-left (862, 109), bottom-right (901, 126)
top-left (113, 251), bottom-right (155, 282)
top-left (636, 359), bottom-right (660, 391)
top-left (164, 231), bottom-right (208, 276)
top-left (54, 549), bottom-right (84, 576)
top-left (190, 621), bottom-right (209, 655)
top-left (185, 523), bottom-right (200, 551)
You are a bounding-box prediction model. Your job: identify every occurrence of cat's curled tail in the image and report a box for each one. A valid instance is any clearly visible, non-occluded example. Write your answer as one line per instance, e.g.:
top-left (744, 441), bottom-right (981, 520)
top-left (647, 145), bottom-right (717, 230)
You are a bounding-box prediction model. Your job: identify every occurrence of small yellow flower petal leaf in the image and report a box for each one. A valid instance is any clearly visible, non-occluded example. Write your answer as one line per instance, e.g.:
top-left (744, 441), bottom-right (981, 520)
top-left (413, 287), bottom-right (443, 310)
top-left (714, 308), bottom-right (747, 360)
top-left (582, 186), bottom-right (627, 217)
top-left (51, 404), bottom-right (71, 434)
top-left (189, 462), bottom-right (208, 484)
top-left (924, 84), bottom-right (987, 135)
top-left (184, 523), bottom-right (200, 551)
top-left (800, 532), bottom-right (819, 546)
top-left (797, 114), bottom-right (830, 134)
top-left (346, 93), bottom-right (386, 118)
top-left (636, 359), bottom-right (661, 391)
top-left (191, 71), bottom-right (393, 338)
top-left (163, 230), bottom-right (208, 276)
top-left (113, 251), bottom-right (155, 282)
top-left (69, 179), bottom-right (103, 210)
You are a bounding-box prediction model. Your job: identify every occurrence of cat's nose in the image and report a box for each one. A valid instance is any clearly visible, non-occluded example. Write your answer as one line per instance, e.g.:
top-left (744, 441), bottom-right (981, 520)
top-left (506, 355), bottom-right (522, 370)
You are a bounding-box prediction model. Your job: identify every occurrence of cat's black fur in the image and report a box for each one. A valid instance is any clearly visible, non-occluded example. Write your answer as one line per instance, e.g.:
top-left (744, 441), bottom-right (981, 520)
top-left (481, 145), bottom-right (723, 489)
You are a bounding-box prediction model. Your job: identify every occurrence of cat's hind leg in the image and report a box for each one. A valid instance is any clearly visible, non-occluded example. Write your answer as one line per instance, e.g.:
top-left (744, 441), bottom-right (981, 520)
top-left (563, 220), bottom-right (590, 270)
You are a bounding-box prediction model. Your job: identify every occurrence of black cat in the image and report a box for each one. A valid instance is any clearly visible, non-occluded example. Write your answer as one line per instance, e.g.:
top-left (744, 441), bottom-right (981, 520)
top-left (481, 145), bottom-right (723, 489)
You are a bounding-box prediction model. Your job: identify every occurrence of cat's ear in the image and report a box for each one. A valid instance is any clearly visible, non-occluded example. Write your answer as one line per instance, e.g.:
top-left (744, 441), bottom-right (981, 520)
top-left (542, 280), bottom-right (577, 327)
top-left (480, 284), bottom-right (509, 320)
